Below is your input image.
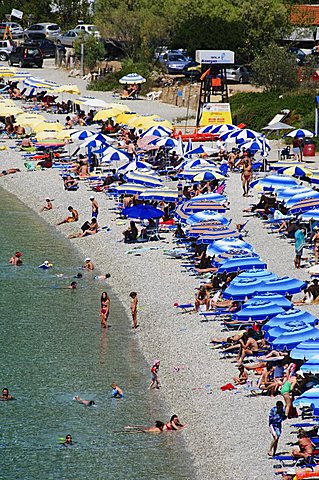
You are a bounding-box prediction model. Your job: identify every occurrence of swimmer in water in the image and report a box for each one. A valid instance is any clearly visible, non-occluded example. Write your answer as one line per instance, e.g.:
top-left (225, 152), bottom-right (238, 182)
top-left (63, 434), bottom-right (74, 446)
top-left (67, 281), bottom-right (77, 289)
top-left (130, 291), bottom-right (138, 329)
top-left (165, 415), bottom-right (186, 431)
top-left (124, 421), bottom-right (167, 433)
top-left (9, 251), bottom-right (23, 266)
top-left (0, 388), bottom-right (14, 401)
top-left (38, 260), bottom-right (53, 269)
top-left (94, 274), bottom-right (111, 280)
top-left (111, 383), bottom-right (124, 398)
top-left (82, 257), bottom-right (94, 270)
top-left (73, 395), bottom-right (96, 407)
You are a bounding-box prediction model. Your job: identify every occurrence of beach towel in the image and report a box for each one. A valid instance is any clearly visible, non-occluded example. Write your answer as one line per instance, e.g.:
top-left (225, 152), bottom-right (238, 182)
top-left (295, 229), bottom-right (306, 254)
top-left (220, 383), bottom-right (236, 391)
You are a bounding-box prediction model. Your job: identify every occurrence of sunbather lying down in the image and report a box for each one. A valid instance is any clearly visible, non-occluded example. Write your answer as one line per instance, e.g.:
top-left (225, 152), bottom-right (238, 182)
top-left (0, 168), bottom-right (21, 176)
top-left (275, 465), bottom-right (319, 479)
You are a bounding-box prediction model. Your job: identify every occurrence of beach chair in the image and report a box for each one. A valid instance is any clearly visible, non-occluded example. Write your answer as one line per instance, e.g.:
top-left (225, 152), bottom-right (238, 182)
top-left (174, 303), bottom-right (194, 313)
top-left (146, 90), bottom-right (162, 101)
top-left (214, 181), bottom-right (226, 195)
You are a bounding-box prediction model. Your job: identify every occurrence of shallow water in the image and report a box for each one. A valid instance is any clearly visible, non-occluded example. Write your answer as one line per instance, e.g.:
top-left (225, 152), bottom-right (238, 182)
top-left (0, 188), bottom-right (193, 479)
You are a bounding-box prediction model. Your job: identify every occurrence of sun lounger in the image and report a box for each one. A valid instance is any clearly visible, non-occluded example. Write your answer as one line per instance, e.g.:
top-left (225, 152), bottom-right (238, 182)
top-left (174, 303), bottom-right (194, 313)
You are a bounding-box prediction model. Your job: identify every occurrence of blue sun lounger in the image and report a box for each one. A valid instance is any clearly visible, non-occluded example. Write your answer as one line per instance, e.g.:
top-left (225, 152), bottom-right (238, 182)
top-left (175, 303), bottom-right (194, 313)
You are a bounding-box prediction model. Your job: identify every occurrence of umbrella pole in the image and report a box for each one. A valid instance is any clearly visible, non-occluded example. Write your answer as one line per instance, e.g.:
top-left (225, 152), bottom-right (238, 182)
top-left (185, 75), bottom-right (193, 134)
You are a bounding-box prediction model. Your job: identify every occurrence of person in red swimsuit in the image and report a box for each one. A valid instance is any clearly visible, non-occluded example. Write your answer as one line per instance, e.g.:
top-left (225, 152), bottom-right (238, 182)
top-left (149, 360), bottom-right (160, 390)
top-left (165, 415), bottom-right (185, 431)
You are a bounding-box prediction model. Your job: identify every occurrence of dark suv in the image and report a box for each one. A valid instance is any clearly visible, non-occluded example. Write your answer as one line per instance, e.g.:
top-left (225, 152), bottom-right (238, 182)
top-left (8, 44), bottom-right (43, 68)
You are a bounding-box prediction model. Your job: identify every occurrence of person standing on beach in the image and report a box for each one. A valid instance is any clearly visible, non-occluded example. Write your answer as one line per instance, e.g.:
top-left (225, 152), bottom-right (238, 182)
top-left (149, 360), bottom-right (160, 390)
top-left (100, 291), bottom-right (110, 328)
top-left (268, 400), bottom-right (286, 457)
top-left (130, 292), bottom-right (138, 329)
top-left (294, 227), bottom-right (306, 269)
top-left (90, 196), bottom-right (99, 219)
top-left (241, 156), bottom-right (252, 197)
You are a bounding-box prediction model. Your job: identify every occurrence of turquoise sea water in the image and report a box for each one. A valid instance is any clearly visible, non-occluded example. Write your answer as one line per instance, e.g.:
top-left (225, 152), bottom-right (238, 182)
top-left (0, 188), bottom-right (193, 479)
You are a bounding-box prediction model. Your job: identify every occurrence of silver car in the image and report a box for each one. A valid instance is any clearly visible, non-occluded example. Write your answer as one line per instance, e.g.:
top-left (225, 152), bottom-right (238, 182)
top-left (225, 64), bottom-right (251, 84)
top-left (24, 23), bottom-right (61, 40)
top-left (5, 22), bottom-right (24, 38)
top-left (56, 29), bottom-right (87, 47)
top-left (0, 40), bottom-right (13, 61)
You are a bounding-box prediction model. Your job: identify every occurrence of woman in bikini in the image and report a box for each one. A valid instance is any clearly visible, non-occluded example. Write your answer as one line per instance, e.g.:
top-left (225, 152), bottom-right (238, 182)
top-left (100, 291), bottom-right (110, 328)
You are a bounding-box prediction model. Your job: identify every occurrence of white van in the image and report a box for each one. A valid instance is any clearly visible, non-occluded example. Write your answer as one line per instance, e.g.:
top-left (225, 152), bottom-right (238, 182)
top-left (74, 24), bottom-right (100, 38)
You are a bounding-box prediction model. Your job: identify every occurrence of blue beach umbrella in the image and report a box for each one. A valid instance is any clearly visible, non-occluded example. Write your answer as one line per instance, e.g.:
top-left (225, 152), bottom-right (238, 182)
top-left (246, 293), bottom-right (292, 310)
top-left (70, 130), bottom-right (96, 141)
top-left (291, 340), bottom-right (319, 360)
top-left (101, 147), bottom-right (132, 163)
top-left (276, 186), bottom-right (313, 201)
top-left (266, 320), bottom-right (312, 342)
top-left (256, 277), bottom-right (306, 296)
top-left (243, 137), bottom-right (271, 153)
top-left (223, 277), bottom-right (265, 300)
top-left (216, 257), bottom-right (267, 273)
top-left (190, 192), bottom-right (227, 203)
top-left (272, 324), bottom-right (319, 350)
top-left (299, 209), bottom-right (319, 221)
top-left (192, 170), bottom-right (225, 182)
top-left (117, 160), bottom-right (153, 174)
top-left (196, 229), bottom-right (240, 243)
top-left (206, 238), bottom-right (254, 256)
top-left (182, 158), bottom-right (214, 170)
top-left (237, 270), bottom-right (277, 281)
top-left (263, 309), bottom-right (316, 331)
top-left (250, 175), bottom-right (299, 190)
top-left (234, 301), bottom-right (286, 321)
top-left (293, 387), bottom-right (319, 410)
top-left (300, 359), bottom-right (319, 374)
top-left (152, 137), bottom-right (179, 149)
top-left (220, 128), bottom-right (260, 144)
top-left (122, 204), bottom-right (164, 220)
top-left (277, 166), bottom-right (314, 177)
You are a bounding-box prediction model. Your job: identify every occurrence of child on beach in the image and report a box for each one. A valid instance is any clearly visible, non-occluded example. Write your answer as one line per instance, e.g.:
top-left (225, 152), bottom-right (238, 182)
top-left (130, 292), bottom-right (138, 329)
top-left (40, 198), bottom-right (53, 212)
top-left (149, 360), bottom-right (160, 390)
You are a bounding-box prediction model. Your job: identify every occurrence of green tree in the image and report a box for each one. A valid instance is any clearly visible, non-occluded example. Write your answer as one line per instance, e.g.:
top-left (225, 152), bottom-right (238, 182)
top-left (51, 0), bottom-right (92, 29)
top-left (251, 43), bottom-right (298, 91)
top-left (0, 0), bottom-right (51, 25)
top-left (74, 34), bottom-right (105, 71)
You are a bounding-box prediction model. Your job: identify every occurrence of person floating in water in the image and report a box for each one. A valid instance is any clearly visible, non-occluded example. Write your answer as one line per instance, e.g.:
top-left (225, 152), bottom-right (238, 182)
top-left (149, 360), bottom-right (160, 390)
top-left (165, 415), bottom-right (186, 431)
top-left (63, 434), bottom-right (74, 446)
top-left (67, 281), bottom-right (77, 289)
top-left (94, 273), bottom-right (111, 280)
top-left (9, 251), bottom-right (23, 266)
top-left (0, 388), bottom-right (14, 400)
top-left (111, 383), bottom-right (124, 398)
top-left (124, 421), bottom-right (166, 433)
top-left (130, 291), bottom-right (138, 329)
top-left (38, 260), bottom-right (53, 269)
top-left (73, 395), bottom-right (96, 407)
top-left (40, 198), bottom-right (53, 212)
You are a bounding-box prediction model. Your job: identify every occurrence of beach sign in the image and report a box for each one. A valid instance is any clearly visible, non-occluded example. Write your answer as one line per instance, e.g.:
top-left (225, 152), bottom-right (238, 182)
top-left (199, 103), bottom-right (232, 127)
top-left (195, 50), bottom-right (235, 65)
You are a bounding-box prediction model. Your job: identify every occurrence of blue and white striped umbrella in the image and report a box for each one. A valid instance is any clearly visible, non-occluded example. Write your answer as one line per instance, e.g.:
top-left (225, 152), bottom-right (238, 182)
top-left (23, 76), bottom-right (59, 90)
top-left (140, 126), bottom-right (172, 138)
top-left (190, 193), bottom-right (227, 203)
top-left (112, 183), bottom-right (147, 195)
top-left (199, 124), bottom-right (238, 135)
top-left (286, 129), bottom-right (314, 138)
top-left (152, 137), bottom-right (179, 149)
top-left (184, 145), bottom-right (216, 157)
top-left (207, 238), bottom-right (254, 255)
top-left (71, 130), bottom-right (96, 141)
top-left (285, 191), bottom-right (319, 207)
top-left (276, 186), bottom-right (312, 201)
top-left (220, 128), bottom-right (261, 144)
top-left (119, 73), bottom-right (146, 84)
top-left (243, 137), bottom-right (271, 152)
top-left (118, 160), bottom-right (153, 174)
top-left (124, 171), bottom-right (163, 187)
top-left (186, 210), bottom-right (229, 225)
top-left (183, 158), bottom-right (214, 170)
top-left (299, 209), bottom-right (319, 221)
top-left (101, 146), bottom-right (131, 163)
top-left (250, 175), bottom-right (299, 190)
top-left (80, 133), bottom-right (114, 148)
top-left (139, 188), bottom-right (178, 202)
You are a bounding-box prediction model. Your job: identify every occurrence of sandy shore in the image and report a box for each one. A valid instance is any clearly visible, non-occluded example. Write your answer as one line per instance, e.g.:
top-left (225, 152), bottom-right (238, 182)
top-left (1, 61), bottom-right (319, 479)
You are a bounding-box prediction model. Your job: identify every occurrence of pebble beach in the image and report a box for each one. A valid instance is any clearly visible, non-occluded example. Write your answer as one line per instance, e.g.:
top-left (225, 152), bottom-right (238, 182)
top-left (1, 60), bottom-right (319, 480)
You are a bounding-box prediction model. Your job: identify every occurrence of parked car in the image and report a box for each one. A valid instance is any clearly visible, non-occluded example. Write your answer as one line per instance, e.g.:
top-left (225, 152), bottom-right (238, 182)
top-left (9, 44), bottom-right (43, 68)
top-left (158, 50), bottom-right (198, 75)
top-left (24, 23), bottom-right (61, 41)
top-left (0, 22), bottom-right (23, 39)
top-left (0, 39), bottom-right (13, 61)
top-left (225, 65), bottom-right (251, 83)
top-left (56, 29), bottom-right (87, 47)
top-left (74, 24), bottom-right (100, 38)
top-left (29, 38), bottom-right (56, 58)
top-left (288, 47), bottom-right (312, 66)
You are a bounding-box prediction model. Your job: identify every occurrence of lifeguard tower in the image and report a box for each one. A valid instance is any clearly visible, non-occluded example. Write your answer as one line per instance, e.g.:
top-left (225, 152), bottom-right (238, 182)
top-left (195, 50), bottom-right (234, 127)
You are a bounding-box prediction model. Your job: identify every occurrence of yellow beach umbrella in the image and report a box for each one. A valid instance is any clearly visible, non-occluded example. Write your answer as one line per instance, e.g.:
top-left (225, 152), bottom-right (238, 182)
top-left (93, 107), bottom-right (123, 121)
top-left (143, 119), bottom-right (173, 130)
top-left (127, 115), bottom-right (160, 128)
top-left (36, 130), bottom-right (60, 140)
top-left (55, 129), bottom-right (75, 140)
top-left (107, 103), bottom-right (130, 112)
top-left (116, 112), bottom-right (139, 124)
top-left (55, 84), bottom-right (81, 95)
top-left (33, 121), bottom-right (64, 133)
top-left (0, 106), bottom-right (23, 116)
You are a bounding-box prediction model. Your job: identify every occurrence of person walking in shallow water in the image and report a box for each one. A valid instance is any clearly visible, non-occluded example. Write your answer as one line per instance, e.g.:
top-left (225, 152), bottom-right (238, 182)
top-left (100, 291), bottom-right (110, 328)
top-left (149, 360), bottom-right (160, 390)
top-left (130, 291), bottom-right (138, 329)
